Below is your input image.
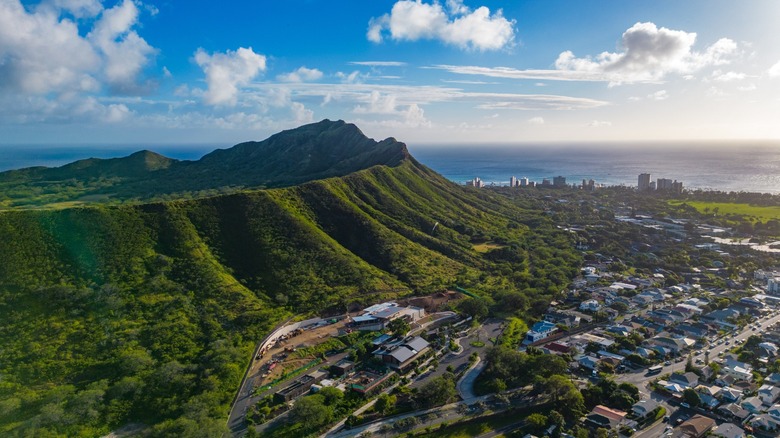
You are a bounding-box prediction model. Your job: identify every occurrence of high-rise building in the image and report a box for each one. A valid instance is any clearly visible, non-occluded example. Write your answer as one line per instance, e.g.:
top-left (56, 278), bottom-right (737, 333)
top-left (638, 173), bottom-right (651, 191)
top-left (672, 180), bottom-right (684, 193)
top-left (467, 177), bottom-right (484, 187)
top-left (553, 176), bottom-right (566, 187)
top-left (657, 178), bottom-right (674, 190)
top-left (519, 177), bottom-right (529, 187)
top-left (541, 178), bottom-right (551, 186)
top-left (510, 176), bottom-right (517, 187)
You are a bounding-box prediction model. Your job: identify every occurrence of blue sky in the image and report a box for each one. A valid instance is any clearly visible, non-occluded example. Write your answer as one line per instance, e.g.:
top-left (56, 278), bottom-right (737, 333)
top-left (2, 0), bottom-right (780, 146)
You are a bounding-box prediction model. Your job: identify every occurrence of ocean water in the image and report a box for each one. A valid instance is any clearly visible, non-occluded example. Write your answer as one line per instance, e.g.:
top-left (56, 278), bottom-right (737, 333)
top-left (1, 142), bottom-right (779, 194)
top-left (409, 142), bottom-right (780, 195)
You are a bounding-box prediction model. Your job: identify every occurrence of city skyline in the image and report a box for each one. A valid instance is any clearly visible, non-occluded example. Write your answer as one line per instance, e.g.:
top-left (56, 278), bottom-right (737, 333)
top-left (1, 1), bottom-right (780, 146)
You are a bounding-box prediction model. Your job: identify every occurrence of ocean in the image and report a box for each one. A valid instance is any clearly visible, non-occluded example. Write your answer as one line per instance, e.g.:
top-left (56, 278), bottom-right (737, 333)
top-left (1, 141), bottom-right (779, 194)
top-left (409, 142), bottom-right (780, 195)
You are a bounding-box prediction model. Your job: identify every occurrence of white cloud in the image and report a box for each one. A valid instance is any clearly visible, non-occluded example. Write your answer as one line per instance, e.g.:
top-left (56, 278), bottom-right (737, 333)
top-left (712, 70), bottom-right (746, 82)
top-left (768, 61), bottom-right (780, 78)
top-left (349, 61), bottom-right (407, 67)
top-left (351, 90), bottom-right (430, 127)
top-left (367, 0), bottom-right (515, 51)
top-left (587, 120), bottom-right (612, 127)
top-left (194, 47), bottom-right (266, 106)
top-left (527, 116), bottom-right (545, 125)
top-left (354, 91), bottom-right (400, 114)
top-left (737, 84), bottom-right (756, 92)
top-left (433, 22), bottom-right (738, 84)
top-left (248, 82), bottom-right (608, 112)
top-left (277, 66), bottom-right (323, 83)
top-left (554, 22), bottom-right (737, 84)
top-left (648, 90), bottom-right (668, 100)
top-left (0, 0), bottom-right (155, 96)
top-left (48, 0), bottom-right (103, 18)
top-left (88, 0), bottom-right (156, 90)
top-left (336, 70), bottom-right (369, 84)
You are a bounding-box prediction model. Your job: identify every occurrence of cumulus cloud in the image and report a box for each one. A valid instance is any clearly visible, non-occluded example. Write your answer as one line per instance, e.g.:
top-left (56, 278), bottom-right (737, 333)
top-left (433, 22), bottom-right (738, 84)
top-left (367, 0), bottom-right (515, 51)
top-left (554, 22), bottom-right (737, 84)
top-left (768, 61), bottom-right (780, 78)
top-left (587, 120), bottom-right (612, 127)
top-left (527, 116), bottom-right (545, 125)
top-left (88, 0), bottom-right (156, 91)
top-left (194, 47), bottom-right (266, 106)
top-left (0, 0), bottom-right (156, 96)
top-left (277, 66), bottom-right (323, 83)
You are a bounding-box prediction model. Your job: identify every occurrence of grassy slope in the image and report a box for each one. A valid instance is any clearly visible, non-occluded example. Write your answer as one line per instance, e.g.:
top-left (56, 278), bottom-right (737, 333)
top-left (0, 159), bottom-right (575, 436)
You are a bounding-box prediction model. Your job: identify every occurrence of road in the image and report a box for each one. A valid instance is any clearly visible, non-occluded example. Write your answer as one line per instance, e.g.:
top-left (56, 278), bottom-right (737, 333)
top-left (618, 309), bottom-right (780, 437)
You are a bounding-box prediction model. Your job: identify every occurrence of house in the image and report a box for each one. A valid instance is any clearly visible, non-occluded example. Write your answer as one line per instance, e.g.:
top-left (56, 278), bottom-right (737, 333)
top-left (758, 384), bottom-right (780, 406)
top-left (631, 399), bottom-right (659, 418)
top-left (374, 336), bottom-right (430, 371)
top-left (669, 372), bottom-right (699, 389)
top-left (678, 414), bottom-right (716, 438)
top-left (579, 299), bottom-right (601, 312)
top-left (695, 385), bottom-right (722, 409)
top-left (760, 342), bottom-right (779, 357)
top-left (584, 405), bottom-right (626, 429)
top-left (749, 414), bottom-right (780, 433)
top-left (711, 423), bottom-right (746, 438)
top-left (525, 321), bottom-right (558, 344)
top-left (765, 372), bottom-right (780, 386)
top-left (330, 359), bottom-right (355, 376)
top-left (717, 403), bottom-right (751, 423)
top-left (578, 355), bottom-right (600, 370)
top-left (722, 358), bottom-right (754, 382)
top-left (648, 335), bottom-right (691, 354)
top-left (718, 387), bottom-right (743, 404)
top-left (673, 323), bottom-right (710, 339)
top-left (741, 396), bottom-right (764, 413)
top-left (769, 404), bottom-right (780, 421)
top-left (543, 341), bottom-right (573, 355)
top-left (606, 325), bottom-right (631, 337)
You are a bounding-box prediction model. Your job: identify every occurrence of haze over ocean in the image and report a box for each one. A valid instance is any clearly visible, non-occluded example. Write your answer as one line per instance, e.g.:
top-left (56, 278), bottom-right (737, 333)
top-left (2, 142), bottom-right (779, 195)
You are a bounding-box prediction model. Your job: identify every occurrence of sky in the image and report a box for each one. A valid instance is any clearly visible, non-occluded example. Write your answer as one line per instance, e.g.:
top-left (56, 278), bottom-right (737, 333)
top-left (1, 0), bottom-right (780, 146)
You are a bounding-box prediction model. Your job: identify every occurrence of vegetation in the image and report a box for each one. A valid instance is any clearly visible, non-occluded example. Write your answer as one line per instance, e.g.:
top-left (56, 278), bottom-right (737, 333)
top-left (0, 122), bottom-right (582, 436)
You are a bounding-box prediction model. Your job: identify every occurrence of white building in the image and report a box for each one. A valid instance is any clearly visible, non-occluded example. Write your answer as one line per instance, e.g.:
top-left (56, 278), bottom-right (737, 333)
top-left (769, 277), bottom-right (780, 294)
top-left (580, 300), bottom-right (601, 312)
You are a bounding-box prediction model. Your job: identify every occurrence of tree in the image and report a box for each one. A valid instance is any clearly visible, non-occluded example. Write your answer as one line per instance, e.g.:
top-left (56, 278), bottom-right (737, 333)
top-left (288, 395), bottom-right (332, 431)
top-left (682, 388), bottom-right (701, 408)
top-left (526, 413), bottom-right (548, 434)
top-left (318, 386), bottom-right (343, 406)
top-left (415, 376), bottom-right (456, 408)
top-left (457, 298), bottom-right (489, 320)
top-left (685, 355), bottom-right (695, 373)
top-left (374, 393), bottom-right (396, 415)
top-left (548, 410), bottom-right (565, 438)
top-left (387, 318), bottom-right (410, 336)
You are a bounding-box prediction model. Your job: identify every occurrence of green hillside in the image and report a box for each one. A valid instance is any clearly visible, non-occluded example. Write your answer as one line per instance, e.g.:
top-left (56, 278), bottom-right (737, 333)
top-left (0, 120), bottom-right (410, 209)
top-left (0, 128), bottom-right (580, 436)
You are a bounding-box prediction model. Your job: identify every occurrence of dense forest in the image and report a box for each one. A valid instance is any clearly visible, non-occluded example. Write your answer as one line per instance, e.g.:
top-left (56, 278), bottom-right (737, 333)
top-left (0, 148), bottom-right (580, 436)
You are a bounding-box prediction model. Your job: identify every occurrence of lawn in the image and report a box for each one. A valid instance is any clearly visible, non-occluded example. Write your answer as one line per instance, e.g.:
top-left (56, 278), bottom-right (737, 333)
top-left (669, 200), bottom-right (780, 222)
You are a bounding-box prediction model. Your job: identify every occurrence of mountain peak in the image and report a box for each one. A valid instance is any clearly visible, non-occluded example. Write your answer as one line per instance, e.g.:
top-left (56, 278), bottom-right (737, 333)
top-left (0, 121), bottom-right (417, 208)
